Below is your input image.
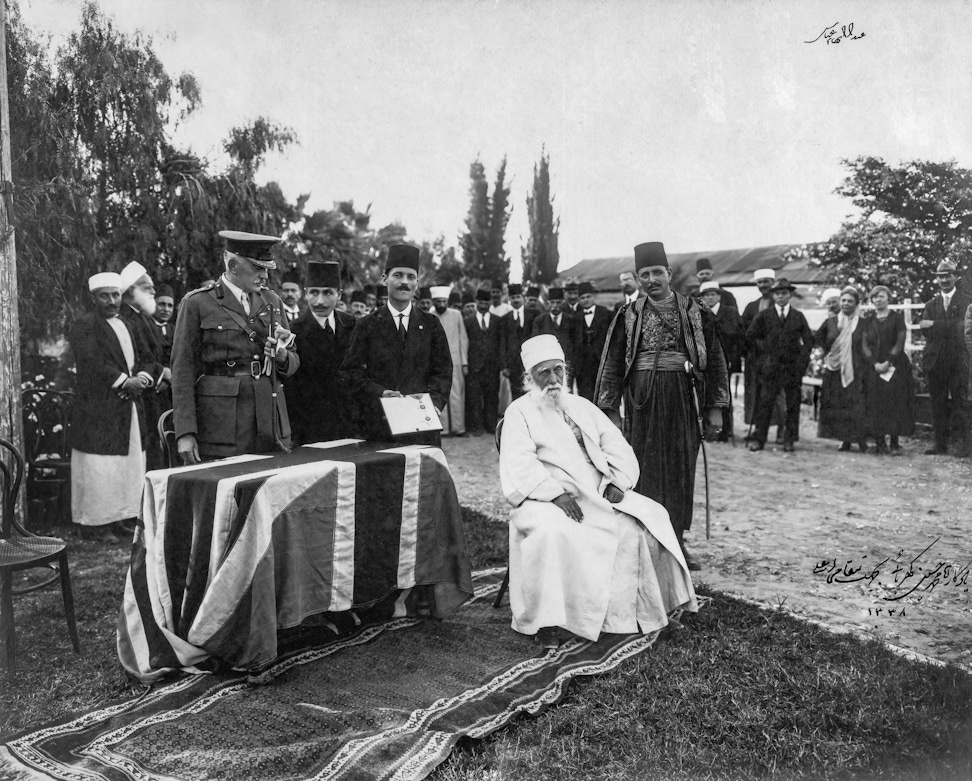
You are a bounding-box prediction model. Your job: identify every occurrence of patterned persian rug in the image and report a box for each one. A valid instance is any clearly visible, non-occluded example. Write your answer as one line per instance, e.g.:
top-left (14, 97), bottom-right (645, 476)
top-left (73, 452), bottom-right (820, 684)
top-left (0, 569), bottom-right (677, 781)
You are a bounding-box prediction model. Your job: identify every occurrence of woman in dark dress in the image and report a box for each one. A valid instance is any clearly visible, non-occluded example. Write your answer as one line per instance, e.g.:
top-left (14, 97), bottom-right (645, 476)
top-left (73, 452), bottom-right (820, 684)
top-left (862, 285), bottom-right (915, 455)
top-left (816, 286), bottom-right (868, 452)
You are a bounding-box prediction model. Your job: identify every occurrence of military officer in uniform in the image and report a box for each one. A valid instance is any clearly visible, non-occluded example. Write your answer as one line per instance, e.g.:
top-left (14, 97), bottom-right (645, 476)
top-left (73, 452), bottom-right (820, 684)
top-left (172, 230), bottom-right (299, 463)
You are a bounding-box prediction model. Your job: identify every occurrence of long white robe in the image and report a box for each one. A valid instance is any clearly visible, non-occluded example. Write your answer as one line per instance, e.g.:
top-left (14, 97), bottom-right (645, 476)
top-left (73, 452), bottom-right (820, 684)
top-left (499, 390), bottom-right (697, 640)
top-left (433, 307), bottom-right (468, 434)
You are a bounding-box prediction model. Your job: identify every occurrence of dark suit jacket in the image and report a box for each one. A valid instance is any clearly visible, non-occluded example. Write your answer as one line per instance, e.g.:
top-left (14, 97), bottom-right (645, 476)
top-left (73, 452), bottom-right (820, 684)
top-left (921, 289), bottom-right (972, 373)
top-left (342, 305), bottom-right (453, 440)
top-left (288, 309), bottom-right (357, 444)
top-left (502, 308), bottom-right (538, 379)
top-left (574, 305), bottom-right (614, 379)
top-left (746, 305), bottom-right (813, 381)
top-left (464, 311), bottom-right (507, 374)
top-left (68, 312), bottom-right (159, 455)
top-left (531, 311), bottom-right (581, 368)
top-left (710, 304), bottom-right (745, 374)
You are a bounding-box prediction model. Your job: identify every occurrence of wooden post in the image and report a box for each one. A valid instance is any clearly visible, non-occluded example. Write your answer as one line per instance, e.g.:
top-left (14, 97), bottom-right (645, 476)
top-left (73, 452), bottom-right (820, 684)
top-left (0, 0), bottom-right (25, 462)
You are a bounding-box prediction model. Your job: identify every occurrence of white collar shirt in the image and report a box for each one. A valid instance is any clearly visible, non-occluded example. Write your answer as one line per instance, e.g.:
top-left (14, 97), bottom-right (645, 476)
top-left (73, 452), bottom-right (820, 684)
top-left (312, 311), bottom-right (335, 332)
top-left (942, 290), bottom-right (954, 310)
top-left (221, 274), bottom-right (251, 314)
top-left (777, 304), bottom-right (790, 319)
top-left (709, 302), bottom-right (721, 316)
top-left (388, 301), bottom-right (412, 332)
top-left (583, 307), bottom-right (596, 326)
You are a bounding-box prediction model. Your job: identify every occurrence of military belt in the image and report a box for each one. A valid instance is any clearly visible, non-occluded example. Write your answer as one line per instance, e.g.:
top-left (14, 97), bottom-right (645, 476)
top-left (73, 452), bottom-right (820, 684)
top-left (205, 360), bottom-right (264, 379)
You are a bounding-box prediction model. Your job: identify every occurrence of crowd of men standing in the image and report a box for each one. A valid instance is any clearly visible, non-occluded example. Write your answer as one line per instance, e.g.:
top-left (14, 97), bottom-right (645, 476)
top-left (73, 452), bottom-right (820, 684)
top-left (67, 230), bottom-right (972, 559)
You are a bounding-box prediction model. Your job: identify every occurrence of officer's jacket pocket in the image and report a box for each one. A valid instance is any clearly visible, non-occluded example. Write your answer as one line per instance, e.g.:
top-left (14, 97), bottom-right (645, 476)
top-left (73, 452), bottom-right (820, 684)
top-left (196, 375), bottom-right (240, 446)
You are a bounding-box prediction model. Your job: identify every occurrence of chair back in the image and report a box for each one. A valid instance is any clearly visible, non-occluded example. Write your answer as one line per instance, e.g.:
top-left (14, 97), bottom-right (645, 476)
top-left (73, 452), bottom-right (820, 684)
top-left (158, 409), bottom-right (178, 468)
top-left (493, 417), bottom-right (505, 454)
top-left (21, 390), bottom-right (74, 465)
top-left (0, 438), bottom-right (25, 539)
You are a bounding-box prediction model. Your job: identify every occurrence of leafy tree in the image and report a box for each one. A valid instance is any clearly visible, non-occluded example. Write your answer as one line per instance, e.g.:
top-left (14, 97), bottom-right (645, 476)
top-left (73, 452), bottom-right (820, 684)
top-left (783, 157), bottom-right (972, 302)
top-left (522, 148), bottom-right (560, 284)
top-left (483, 157), bottom-right (512, 284)
top-left (459, 158), bottom-right (489, 279)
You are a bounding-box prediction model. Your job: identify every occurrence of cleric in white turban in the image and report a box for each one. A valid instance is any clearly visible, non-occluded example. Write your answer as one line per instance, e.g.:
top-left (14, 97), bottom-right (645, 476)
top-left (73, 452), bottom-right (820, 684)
top-left (498, 335), bottom-right (698, 649)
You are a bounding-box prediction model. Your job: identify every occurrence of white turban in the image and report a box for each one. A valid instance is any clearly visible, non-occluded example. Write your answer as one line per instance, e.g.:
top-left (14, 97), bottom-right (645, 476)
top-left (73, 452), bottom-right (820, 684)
top-left (119, 261), bottom-right (148, 292)
top-left (520, 334), bottom-right (565, 373)
top-left (88, 272), bottom-right (123, 292)
top-left (430, 285), bottom-right (451, 300)
top-left (820, 287), bottom-right (842, 303)
top-left (753, 268), bottom-right (776, 282)
top-left (699, 281), bottom-right (721, 292)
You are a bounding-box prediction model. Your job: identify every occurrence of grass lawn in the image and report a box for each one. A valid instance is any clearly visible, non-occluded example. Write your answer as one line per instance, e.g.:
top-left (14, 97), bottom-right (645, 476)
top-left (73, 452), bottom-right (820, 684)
top-left (2, 508), bottom-right (970, 781)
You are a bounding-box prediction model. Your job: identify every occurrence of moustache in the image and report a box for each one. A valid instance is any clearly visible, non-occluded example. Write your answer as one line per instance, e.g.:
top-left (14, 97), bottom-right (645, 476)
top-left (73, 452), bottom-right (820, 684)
top-left (397, 285), bottom-right (411, 291)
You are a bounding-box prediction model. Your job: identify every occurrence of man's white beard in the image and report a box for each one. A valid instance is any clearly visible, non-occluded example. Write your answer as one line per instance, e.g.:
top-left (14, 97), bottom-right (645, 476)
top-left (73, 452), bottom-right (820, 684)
top-left (532, 383), bottom-right (566, 412)
top-left (132, 287), bottom-right (157, 317)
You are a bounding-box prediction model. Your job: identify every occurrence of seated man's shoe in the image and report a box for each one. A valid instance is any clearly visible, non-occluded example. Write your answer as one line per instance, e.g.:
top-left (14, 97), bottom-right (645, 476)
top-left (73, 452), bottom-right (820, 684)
top-left (748, 441), bottom-right (764, 452)
top-left (413, 584), bottom-right (434, 617)
top-left (535, 627), bottom-right (560, 650)
top-left (681, 546), bottom-right (702, 571)
top-left (783, 441), bottom-right (795, 452)
top-left (838, 442), bottom-right (852, 452)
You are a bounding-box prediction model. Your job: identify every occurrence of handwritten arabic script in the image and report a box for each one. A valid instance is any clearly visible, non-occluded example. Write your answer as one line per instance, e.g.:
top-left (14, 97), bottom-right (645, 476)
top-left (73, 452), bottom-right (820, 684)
top-left (805, 22), bottom-right (866, 45)
top-left (813, 537), bottom-right (970, 610)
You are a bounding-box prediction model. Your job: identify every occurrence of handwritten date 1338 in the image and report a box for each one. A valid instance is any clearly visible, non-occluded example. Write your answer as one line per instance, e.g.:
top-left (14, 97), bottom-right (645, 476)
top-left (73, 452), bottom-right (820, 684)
top-left (805, 22), bottom-right (865, 45)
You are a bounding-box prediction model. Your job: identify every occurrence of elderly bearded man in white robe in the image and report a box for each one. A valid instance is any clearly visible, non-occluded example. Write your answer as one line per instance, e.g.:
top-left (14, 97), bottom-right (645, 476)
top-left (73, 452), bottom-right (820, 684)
top-left (500, 335), bottom-right (698, 649)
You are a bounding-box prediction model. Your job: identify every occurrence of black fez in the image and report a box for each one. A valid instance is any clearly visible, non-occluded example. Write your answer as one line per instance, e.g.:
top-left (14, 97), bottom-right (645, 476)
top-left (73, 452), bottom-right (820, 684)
top-left (578, 281), bottom-right (595, 296)
top-left (634, 242), bottom-right (669, 270)
top-left (419, 286), bottom-right (432, 299)
top-left (462, 292), bottom-right (475, 305)
top-left (565, 281), bottom-right (579, 292)
top-left (219, 230), bottom-right (280, 269)
top-left (281, 269), bottom-right (303, 286)
top-left (449, 291), bottom-right (461, 303)
top-left (508, 283), bottom-right (522, 295)
top-left (548, 288), bottom-right (565, 301)
top-left (155, 283), bottom-right (174, 300)
top-left (385, 244), bottom-right (420, 273)
top-left (526, 286), bottom-right (540, 298)
top-left (350, 289), bottom-right (367, 304)
top-left (696, 257), bottom-right (713, 272)
top-left (475, 288), bottom-right (492, 302)
top-left (306, 261), bottom-right (340, 289)
top-left (377, 287), bottom-right (389, 300)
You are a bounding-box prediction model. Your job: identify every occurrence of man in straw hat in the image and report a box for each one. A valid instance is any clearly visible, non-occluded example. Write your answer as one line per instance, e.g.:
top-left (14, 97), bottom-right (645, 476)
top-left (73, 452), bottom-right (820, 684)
top-left (745, 277), bottom-right (813, 452)
top-left (69, 272), bottom-right (163, 540)
top-left (920, 259), bottom-right (971, 456)
top-left (171, 230), bottom-right (299, 463)
top-left (287, 260), bottom-right (357, 445)
top-left (342, 244), bottom-right (452, 446)
top-left (595, 242), bottom-right (730, 571)
top-left (500, 334), bottom-right (698, 649)
top-left (431, 284), bottom-right (469, 436)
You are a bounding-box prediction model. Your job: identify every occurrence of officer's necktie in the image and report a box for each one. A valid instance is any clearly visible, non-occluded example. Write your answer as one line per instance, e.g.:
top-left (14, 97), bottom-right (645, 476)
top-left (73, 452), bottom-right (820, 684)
top-left (398, 313), bottom-right (407, 343)
top-left (241, 293), bottom-right (251, 315)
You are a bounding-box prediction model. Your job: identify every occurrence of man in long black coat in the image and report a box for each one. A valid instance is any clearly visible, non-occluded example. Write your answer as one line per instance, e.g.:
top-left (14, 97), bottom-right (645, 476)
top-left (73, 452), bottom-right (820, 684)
top-left (70, 272), bottom-right (162, 537)
top-left (501, 283), bottom-right (538, 400)
top-left (919, 259), bottom-right (972, 456)
top-left (287, 261), bottom-right (358, 445)
top-left (573, 281), bottom-right (613, 401)
top-left (119, 261), bottom-right (169, 469)
top-left (701, 282), bottom-right (744, 440)
top-left (342, 244), bottom-right (452, 446)
top-left (746, 278), bottom-right (813, 452)
top-left (531, 287), bottom-right (580, 373)
top-left (464, 288), bottom-right (507, 435)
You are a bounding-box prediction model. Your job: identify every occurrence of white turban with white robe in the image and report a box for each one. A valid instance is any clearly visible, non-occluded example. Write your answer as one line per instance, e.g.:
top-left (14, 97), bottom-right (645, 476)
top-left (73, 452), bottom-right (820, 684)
top-left (499, 389), bottom-right (698, 641)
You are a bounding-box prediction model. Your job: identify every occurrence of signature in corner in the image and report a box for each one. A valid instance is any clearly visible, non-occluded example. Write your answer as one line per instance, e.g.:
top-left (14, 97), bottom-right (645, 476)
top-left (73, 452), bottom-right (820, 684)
top-left (813, 536), bottom-right (971, 606)
top-left (805, 22), bottom-right (866, 45)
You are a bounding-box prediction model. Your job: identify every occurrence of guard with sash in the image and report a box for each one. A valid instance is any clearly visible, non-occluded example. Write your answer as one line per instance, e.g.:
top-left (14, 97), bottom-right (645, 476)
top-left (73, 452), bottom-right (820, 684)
top-left (171, 230), bottom-right (299, 463)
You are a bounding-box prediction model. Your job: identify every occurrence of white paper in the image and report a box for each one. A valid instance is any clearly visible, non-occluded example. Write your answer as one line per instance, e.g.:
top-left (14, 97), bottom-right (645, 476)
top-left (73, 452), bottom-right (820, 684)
top-left (380, 393), bottom-right (444, 434)
top-left (879, 365), bottom-right (896, 382)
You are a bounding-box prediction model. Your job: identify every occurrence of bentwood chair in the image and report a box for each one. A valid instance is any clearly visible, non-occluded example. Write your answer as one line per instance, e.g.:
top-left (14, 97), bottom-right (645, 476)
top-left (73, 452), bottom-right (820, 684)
top-left (21, 389), bottom-right (75, 526)
top-left (492, 418), bottom-right (510, 609)
top-left (0, 437), bottom-right (81, 673)
top-left (158, 409), bottom-right (178, 468)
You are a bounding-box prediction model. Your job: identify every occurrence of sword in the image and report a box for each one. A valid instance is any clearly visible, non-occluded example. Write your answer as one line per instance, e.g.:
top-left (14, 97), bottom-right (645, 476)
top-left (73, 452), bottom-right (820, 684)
top-left (685, 361), bottom-right (711, 540)
top-left (260, 287), bottom-right (291, 453)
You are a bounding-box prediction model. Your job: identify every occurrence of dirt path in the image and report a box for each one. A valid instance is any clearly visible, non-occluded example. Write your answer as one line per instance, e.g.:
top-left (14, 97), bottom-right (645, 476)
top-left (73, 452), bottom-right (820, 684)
top-left (441, 410), bottom-right (972, 670)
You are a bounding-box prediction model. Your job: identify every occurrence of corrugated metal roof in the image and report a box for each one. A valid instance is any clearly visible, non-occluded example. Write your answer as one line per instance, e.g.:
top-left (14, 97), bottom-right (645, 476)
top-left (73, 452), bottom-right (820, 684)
top-left (557, 244), bottom-right (831, 291)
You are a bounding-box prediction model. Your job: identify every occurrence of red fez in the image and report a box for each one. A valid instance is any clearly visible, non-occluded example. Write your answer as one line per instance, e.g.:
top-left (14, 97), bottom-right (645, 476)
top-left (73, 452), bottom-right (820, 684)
top-left (548, 288), bottom-right (565, 301)
top-left (385, 244), bottom-right (420, 273)
top-left (475, 289), bottom-right (492, 302)
top-left (306, 261), bottom-right (341, 289)
top-left (634, 242), bottom-right (669, 270)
